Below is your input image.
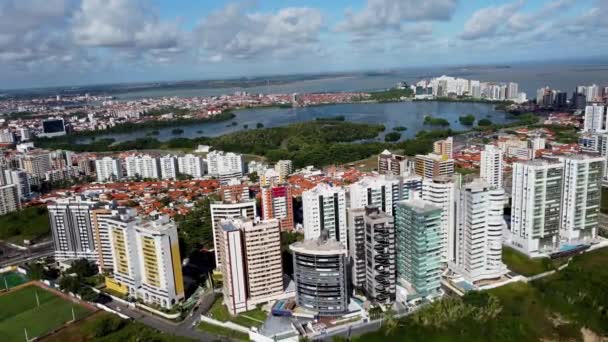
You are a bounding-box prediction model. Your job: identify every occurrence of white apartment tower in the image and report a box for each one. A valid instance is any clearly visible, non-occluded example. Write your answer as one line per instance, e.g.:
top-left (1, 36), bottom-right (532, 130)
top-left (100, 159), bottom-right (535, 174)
top-left (509, 160), bottom-right (563, 255)
top-left (421, 177), bottom-right (456, 263)
top-left (583, 104), bottom-right (607, 133)
top-left (95, 157), bottom-right (123, 182)
top-left (0, 184), bottom-right (21, 215)
top-left (454, 179), bottom-right (507, 282)
top-left (48, 196), bottom-right (101, 261)
top-left (210, 200), bottom-right (257, 267)
top-left (206, 151), bottom-right (244, 179)
top-left (560, 155), bottom-right (604, 244)
top-left (274, 160), bottom-right (293, 180)
top-left (159, 155), bottom-right (178, 180)
top-left (302, 183), bottom-right (347, 243)
top-left (125, 155), bottom-right (161, 179)
top-left (480, 145), bottom-right (503, 188)
top-left (349, 176), bottom-right (398, 216)
top-left (177, 154), bottom-right (205, 178)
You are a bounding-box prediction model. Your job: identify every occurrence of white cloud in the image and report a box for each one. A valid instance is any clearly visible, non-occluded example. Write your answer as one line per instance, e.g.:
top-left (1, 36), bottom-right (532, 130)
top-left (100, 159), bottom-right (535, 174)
top-left (459, 1), bottom-right (523, 40)
top-left (194, 3), bottom-right (324, 62)
top-left (337, 0), bottom-right (457, 36)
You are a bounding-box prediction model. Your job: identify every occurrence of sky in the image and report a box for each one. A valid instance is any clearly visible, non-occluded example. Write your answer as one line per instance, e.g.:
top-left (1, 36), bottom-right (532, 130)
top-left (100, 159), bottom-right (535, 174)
top-left (0, 0), bottom-right (606, 89)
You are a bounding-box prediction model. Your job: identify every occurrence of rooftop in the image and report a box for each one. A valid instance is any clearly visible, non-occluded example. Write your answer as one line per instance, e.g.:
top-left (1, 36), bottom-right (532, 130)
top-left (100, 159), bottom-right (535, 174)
top-left (397, 198), bottom-right (441, 214)
top-left (290, 237), bottom-right (347, 255)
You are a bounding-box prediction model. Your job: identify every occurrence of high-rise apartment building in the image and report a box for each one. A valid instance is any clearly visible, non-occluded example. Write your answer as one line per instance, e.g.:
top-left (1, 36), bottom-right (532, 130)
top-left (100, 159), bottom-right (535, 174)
top-left (106, 215), bottom-right (184, 309)
top-left (395, 199), bottom-right (442, 300)
top-left (378, 150), bottom-right (406, 176)
top-left (349, 175), bottom-right (398, 216)
top-left (0, 184), bottom-right (20, 215)
top-left (363, 207), bottom-right (395, 304)
top-left (414, 153), bottom-right (454, 179)
top-left (261, 184), bottom-right (294, 231)
top-left (125, 155), bottom-right (160, 179)
top-left (177, 154), bottom-right (205, 179)
top-left (159, 155), bottom-right (178, 180)
top-left (302, 183), bottom-right (347, 243)
top-left (274, 160), bottom-right (293, 180)
top-left (583, 104), bottom-right (607, 133)
top-left (290, 236), bottom-right (349, 316)
top-left (480, 144), bottom-right (503, 188)
top-left (509, 160), bottom-right (563, 255)
top-left (433, 137), bottom-right (453, 159)
top-left (421, 177), bottom-right (456, 263)
top-left (18, 151), bottom-right (52, 183)
top-left (3, 169), bottom-right (31, 201)
top-left (206, 151), bottom-right (243, 183)
top-left (454, 180), bottom-right (507, 282)
top-left (95, 157), bottom-right (123, 182)
top-left (210, 200), bottom-right (257, 267)
top-left (560, 155), bottom-right (603, 243)
top-left (218, 218), bottom-right (284, 315)
top-left (48, 196), bottom-right (101, 261)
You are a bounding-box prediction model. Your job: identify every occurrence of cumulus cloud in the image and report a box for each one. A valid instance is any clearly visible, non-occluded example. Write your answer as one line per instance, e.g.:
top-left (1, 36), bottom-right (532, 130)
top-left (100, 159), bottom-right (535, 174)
top-left (72, 0), bottom-right (182, 50)
top-left (459, 1), bottom-right (523, 40)
top-left (194, 3), bottom-right (324, 62)
top-left (337, 0), bottom-right (457, 36)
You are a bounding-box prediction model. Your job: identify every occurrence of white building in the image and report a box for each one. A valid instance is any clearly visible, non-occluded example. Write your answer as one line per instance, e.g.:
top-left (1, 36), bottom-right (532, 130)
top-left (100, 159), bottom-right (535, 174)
top-left (274, 160), bottom-right (293, 180)
top-left (95, 157), bottom-right (123, 183)
top-left (583, 104), bottom-right (607, 133)
top-left (480, 145), bottom-right (503, 188)
top-left (302, 183), bottom-right (347, 243)
top-left (210, 200), bottom-right (257, 267)
top-left (349, 175), bottom-right (399, 216)
top-left (422, 177), bottom-right (456, 263)
top-left (206, 151), bottom-right (244, 178)
top-left (453, 179), bottom-right (507, 282)
top-left (3, 169), bottom-right (31, 201)
top-left (177, 154), bottom-right (205, 179)
top-left (125, 155), bottom-right (160, 179)
top-left (508, 160), bottom-right (563, 255)
top-left (0, 129), bottom-right (15, 144)
top-left (0, 184), bottom-right (20, 215)
top-left (560, 155), bottom-right (604, 244)
top-left (48, 196), bottom-right (101, 261)
top-left (159, 155), bottom-right (178, 180)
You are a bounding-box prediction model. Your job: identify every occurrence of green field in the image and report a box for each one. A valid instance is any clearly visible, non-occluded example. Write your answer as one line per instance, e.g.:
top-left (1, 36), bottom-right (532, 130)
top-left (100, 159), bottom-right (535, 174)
top-left (0, 271), bottom-right (28, 290)
top-left (0, 206), bottom-right (50, 244)
top-left (0, 286), bottom-right (92, 341)
top-left (501, 246), bottom-right (567, 276)
top-left (207, 295), bottom-right (267, 328)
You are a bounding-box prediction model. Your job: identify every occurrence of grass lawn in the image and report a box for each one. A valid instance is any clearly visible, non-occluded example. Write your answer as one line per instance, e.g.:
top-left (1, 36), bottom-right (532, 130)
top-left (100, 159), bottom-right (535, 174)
top-left (207, 295), bottom-right (267, 328)
top-left (502, 246), bottom-right (560, 276)
top-left (197, 322), bottom-right (249, 341)
top-left (0, 206), bottom-right (50, 244)
top-left (0, 285), bottom-right (92, 342)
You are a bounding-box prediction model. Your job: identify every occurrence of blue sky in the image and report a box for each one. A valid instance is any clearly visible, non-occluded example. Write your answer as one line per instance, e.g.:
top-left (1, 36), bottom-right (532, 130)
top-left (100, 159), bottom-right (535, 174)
top-left (0, 0), bottom-right (605, 89)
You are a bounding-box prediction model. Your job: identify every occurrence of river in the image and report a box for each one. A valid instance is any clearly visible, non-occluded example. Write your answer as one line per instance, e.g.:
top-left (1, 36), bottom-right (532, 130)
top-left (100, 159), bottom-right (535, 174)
top-left (78, 101), bottom-right (513, 144)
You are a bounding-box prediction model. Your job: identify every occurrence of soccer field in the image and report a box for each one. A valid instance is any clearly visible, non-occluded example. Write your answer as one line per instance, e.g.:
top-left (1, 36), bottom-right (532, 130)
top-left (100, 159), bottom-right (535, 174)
top-left (0, 271), bottom-right (28, 290)
top-left (0, 285), bottom-right (92, 342)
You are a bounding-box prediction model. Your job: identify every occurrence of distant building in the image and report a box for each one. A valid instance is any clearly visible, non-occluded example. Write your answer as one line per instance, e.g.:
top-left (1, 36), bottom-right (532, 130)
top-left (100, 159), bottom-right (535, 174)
top-left (206, 151), bottom-right (243, 184)
top-left (95, 157), bottom-right (123, 183)
top-left (414, 153), bottom-right (454, 179)
top-left (395, 199), bottom-right (442, 300)
top-left (583, 104), bottom-right (607, 133)
top-left (261, 184), bottom-right (294, 231)
top-left (290, 236), bottom-right (349, 316)
top-left (177, 154), bottom-right (205, 179)
top-left (480, 145), bottom-right (503, 188)
top-left (125, 155), bottom-right (160, 179)
top-left (378, 150), bottom-right (406, 176)
top-left (274, 160), bottom-right (293, 180)
top-left (40, 118), bottom-right (67, 137)
top-left (433, 137), bottom-right (453, 159)
top-left (3, 169), bottom-right (31, 201)
top-left (0, 184), bottom-right (20, 215)
top-left (159, 155), bottom-right (178, 180)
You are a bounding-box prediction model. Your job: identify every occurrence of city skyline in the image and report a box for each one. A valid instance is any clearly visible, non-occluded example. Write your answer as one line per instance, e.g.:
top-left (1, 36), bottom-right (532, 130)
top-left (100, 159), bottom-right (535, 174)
top-left (1, 0), bottom-right (607, 89)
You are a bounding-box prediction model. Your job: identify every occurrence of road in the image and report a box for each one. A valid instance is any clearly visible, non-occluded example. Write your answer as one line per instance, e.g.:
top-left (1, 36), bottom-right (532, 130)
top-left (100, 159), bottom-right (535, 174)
top-left (102, 296), bottom-right (230, 341)
top-left (0, 248), bottom-right (53, 268)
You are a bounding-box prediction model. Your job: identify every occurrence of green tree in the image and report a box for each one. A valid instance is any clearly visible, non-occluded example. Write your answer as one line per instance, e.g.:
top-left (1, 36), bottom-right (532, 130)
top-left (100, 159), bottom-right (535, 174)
top-left (478, 118), bottom-right (493, 126)
top-left (459, 114), bottom-right (475, 125)
top-left (59, 275), bottom-right (81, 293)
top-left (177, 197), bottom-right (214, 254)
top-left (68, 258), bottom-right (98, 278)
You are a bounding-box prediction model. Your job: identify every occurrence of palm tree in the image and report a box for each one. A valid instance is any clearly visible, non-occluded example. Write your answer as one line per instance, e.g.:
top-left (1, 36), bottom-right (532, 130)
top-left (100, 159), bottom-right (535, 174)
top-left (383, 309), bottom-right (399, 336)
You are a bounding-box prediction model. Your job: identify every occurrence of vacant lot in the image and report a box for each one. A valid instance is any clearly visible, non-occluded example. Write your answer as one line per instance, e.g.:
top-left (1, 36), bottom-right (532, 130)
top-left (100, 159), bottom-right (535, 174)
top-left (0, 285), bottom-right (92, 341)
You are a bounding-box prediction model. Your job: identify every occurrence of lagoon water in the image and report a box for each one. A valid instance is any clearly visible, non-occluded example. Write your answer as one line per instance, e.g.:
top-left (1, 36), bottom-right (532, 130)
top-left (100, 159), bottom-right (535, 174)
top-left (84, 101), bottom-right (513, 144)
